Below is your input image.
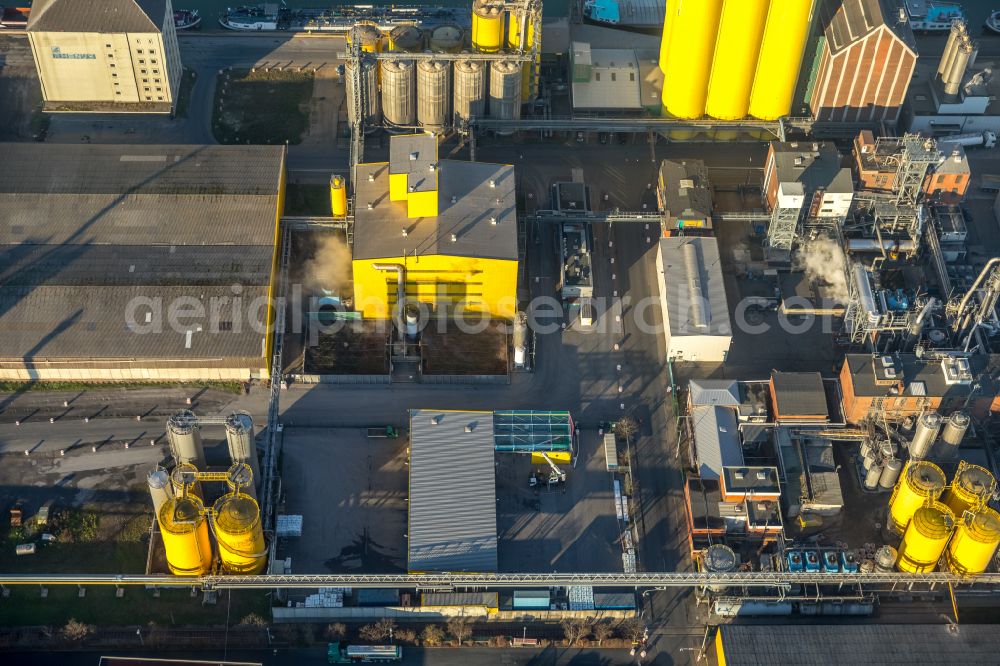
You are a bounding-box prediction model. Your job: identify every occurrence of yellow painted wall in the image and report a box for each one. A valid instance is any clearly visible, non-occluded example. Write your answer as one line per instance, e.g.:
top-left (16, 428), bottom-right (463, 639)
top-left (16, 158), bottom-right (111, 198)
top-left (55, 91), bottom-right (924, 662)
top-left (389, 172), bottom-right (408, 201)
top-left (353, 254), bottom-right (518, 320)
top-left (715, 629), bottom-right (727, 666)
top-left (705, 0), bottom-right (769, 120)
top-left (661, 0), bottom-right (723, 119)
top-left (748, 0), bottom-right (815, 120)
top-left (407, 188), bottom-right (439, 218)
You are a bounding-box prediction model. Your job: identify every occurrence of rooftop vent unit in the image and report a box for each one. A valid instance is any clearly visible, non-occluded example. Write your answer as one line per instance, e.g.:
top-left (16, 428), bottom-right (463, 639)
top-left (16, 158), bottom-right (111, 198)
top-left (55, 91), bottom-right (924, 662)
top-left (941, 356), bottom-right (973, 385)
top-left (756, 470), bottom-right (769, 481)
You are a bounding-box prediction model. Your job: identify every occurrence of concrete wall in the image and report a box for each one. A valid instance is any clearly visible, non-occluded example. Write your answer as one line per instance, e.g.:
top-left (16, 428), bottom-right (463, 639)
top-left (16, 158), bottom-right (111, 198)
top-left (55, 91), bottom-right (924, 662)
top-left (352, 255), bottom-right (518, 320)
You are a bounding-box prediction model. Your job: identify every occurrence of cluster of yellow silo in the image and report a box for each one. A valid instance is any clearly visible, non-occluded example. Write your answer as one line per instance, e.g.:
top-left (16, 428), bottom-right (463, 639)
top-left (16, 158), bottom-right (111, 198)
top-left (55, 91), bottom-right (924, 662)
top-left (888, 460), bottom-right (1000, 575)
top-left (471, 0), bottom-right (539, 99)
top-left (153, 461), bottom-right (267, 576)
top-left (658, 0), bottom-right (815, 120)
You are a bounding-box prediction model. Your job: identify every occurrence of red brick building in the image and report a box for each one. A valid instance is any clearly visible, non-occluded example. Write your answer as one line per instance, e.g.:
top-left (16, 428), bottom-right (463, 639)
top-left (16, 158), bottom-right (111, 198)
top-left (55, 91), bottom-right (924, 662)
top-left (809, 0), bottom-right (917, 124)
top-left (852, 130), bottom-right (971, 202)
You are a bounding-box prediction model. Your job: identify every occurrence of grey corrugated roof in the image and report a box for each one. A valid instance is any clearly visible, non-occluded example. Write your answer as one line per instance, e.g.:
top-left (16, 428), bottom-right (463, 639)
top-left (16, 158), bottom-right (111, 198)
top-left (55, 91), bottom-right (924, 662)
top-left (771, 372), bottom-right (829, 418)
top-left (408, 409), bottom-right (498, 573)
top-left (0, 144), bottom-right (284, 196)
top-left (0, 284), bottom-right (268, 361)
top-left (688, 379), bottom-right (740, 407)
top-left (692, 406), bottom-right (743, 482)
top-left (657, 237), bottom-right (732, 339)
top-left (421, 592), bottom-right (498, 607)
top-left (352, 159), bottom-right (517, 261)
top-left (28, 0), bottom-right (166, 32)
top-left (719, 623), bottom-right (1000, 665)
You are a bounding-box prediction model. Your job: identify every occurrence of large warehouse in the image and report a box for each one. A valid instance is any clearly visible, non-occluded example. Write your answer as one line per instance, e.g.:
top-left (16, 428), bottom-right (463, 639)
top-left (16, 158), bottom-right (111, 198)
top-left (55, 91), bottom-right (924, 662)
top-left (352, 133), bottom-right (519, 321)
top-left (0, 143), bottom-right (286, 382)
top-left (27, 0), bottom-right (183, 113)
top-left (407, 409), bottom-right (498, 574)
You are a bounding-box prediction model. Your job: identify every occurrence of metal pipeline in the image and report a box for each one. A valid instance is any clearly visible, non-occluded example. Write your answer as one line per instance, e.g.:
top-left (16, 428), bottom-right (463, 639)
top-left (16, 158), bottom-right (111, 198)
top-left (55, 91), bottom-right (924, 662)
top-left (846, 239), bottom-right (917, 253)
top-left (372, 263), bottom-right (406, 326)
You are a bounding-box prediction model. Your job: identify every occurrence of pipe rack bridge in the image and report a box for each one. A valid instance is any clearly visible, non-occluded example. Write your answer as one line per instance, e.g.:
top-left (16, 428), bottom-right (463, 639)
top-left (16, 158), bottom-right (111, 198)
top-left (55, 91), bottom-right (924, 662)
top-left (3, 571), bottom-right (1000, 589)
top-left (470, 117), bottom-right (797, 139)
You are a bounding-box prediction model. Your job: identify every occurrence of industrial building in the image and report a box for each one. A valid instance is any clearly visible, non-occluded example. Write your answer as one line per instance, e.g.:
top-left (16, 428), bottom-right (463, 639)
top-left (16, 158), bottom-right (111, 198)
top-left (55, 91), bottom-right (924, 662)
top-left (658, 0), bottom-right (816, 120)
top-left (655, 237), bottom-right (732, 362)
top-left (808, 0), bottom-right (917, 124)
top-left (407, 409), bottom-right (498, 573)
top-left (569, 42), bottom-right (659, 113)
top-left (0, 143), bottom-right (285, 381)
top-left (351, 133), bottom-right (519, 320)
top-left (715, 624), bottom-right (1000, 664)
top-left (839, 352), bottom-right (1000, 423)
top-left (852, 130), bottom-right (969, 200)
top-left (762, 142), bottom-right (853, 219)
top-left (27, 0), bottom-right (183, 113)
top-left (657, 160), bottom-right (713, 235)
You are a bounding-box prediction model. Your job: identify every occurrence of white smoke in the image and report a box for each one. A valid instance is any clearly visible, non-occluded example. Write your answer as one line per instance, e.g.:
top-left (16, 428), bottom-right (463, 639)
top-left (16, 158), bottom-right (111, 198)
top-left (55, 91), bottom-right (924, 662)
top-left (794, 239), bottom-right (850, 304)
top-left (304, 235), bottom-right (352, 294)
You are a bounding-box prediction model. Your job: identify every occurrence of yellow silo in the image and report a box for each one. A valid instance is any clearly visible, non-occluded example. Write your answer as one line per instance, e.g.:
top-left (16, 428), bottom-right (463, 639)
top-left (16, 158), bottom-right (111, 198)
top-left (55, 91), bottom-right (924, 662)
top-left (212, 493), bottom-right (267, 574)
top-left (946, 507), bottom-right (1000, 575)
top-left (347, 22), bottom-right (382, 53)
top-left (896, 502), bottom-right (955, 573)
top-left (943, 461), bottom-right (996, 517)
top-left (472, 0), bottom-right (505, 53)
top-left (888, 460), bottom-right (947, 533)
top-left (158, 496), bottom-right (213, 576)
top-left (748, 0), bottom-right (815, 121)
top-left (658, 0), bottom-right (677, 74)
top-left (704, 0), bottom-right (769, 120)
top-left (507, 9), bottom-right (538, 100)
top-left (661, 0), bottom-right (723, 120)
top-left (330, 175), bottom-right (348, 217)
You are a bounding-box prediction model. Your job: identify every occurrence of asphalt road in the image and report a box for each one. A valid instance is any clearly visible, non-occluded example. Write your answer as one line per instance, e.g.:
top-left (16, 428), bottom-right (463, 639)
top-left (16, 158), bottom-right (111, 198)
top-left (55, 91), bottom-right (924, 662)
top-left (3, 647), bottom-right (646, 666)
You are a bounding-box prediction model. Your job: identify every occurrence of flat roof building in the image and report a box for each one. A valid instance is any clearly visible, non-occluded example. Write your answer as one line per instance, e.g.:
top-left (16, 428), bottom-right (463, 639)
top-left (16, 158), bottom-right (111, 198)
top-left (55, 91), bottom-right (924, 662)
top-left (655, 237), bottom-right (732, 363)
top-left (352, 133), bottom-right (519, 320)
top-left (691, 406), bottom-right (743, 482)
top-left (762, 142), bottom-right (853, 221)
top-left (657, 160), bottom-right (713, 235)
top-left (407, 409), bottom-right (498, 573)
top-left (0, 143), bottom-right (285, 381)
top-left (28, 0), bottom-right (183, 113)
top-left (569, 42), bottom-right (660, 113)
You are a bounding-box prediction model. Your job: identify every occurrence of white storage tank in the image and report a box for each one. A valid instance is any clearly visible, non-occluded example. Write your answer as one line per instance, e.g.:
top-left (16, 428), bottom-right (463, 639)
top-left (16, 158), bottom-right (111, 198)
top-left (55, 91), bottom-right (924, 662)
top-left (346, 58), bottom-right (382, 132)
top-left (489, 59), bottom-right (521, 128)
top-left (417, 57), bottom-right (451, 131)
top-left (381, 58), bottom-right (416, 129)
top-left (453, 57), bottom-right (486, 128)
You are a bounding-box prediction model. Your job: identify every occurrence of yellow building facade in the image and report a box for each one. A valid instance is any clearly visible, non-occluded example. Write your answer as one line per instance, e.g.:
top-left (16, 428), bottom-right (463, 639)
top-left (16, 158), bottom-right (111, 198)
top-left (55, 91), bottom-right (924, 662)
top-left (27, 0), bottom-right (183, 112)
top-left (352, 133), bottom-right (519, 321)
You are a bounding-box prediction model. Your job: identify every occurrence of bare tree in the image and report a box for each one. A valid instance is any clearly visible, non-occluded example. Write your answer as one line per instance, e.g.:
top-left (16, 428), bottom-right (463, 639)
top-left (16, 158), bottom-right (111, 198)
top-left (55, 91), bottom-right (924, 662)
top-left (593, 620), bottom-right (613, 646)
top-left (325, 622), bottom-right (347, 640)
top-left (360, 618), bottom-right (396, 642)
top-left (618, 618), bottom-right (644, 644)
top-left (60, 619), bottom-right (94, 642)
top-left (395, 628), bottom-right (417, 644)
top-left (238, 613), bottom-right (268, 627)
top-left (421, 624), bottom-right (445, 646)
top-left (561, 619), bottom-right (591, 646)
top-left (614, 416), bottom-right (639, 441)
top-left (447, 617), bottom-right (473, 645)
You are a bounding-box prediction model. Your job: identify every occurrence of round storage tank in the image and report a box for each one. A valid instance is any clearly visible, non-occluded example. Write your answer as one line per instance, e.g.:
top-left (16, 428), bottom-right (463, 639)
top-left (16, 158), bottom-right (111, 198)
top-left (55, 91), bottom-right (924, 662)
top-left (430, 24), bottom-right (464, 53)
top-left (330, 174), bottom-right (348, 217)
top-left (889, 460), bottom-right (947, 533)
top-left (896, 502), bottom-right (955, 573)
top-left (417, 57), bottom-right (451, 131)
top-left (167, 410), bottom-right (205, 468)
top-left (158, 496), bottom-right (213, 576)
top-left (471, 0), bottom-right (504, 53)
top-left (703, 543), bottom-right (736, 593)
top-left (346, 59), bottom-right (382, 132)
top-left (879, 458), bottom-right (903, 490)
top-left (388, 25), bottom-right (422, 52)
top-left (225, 412), bottom-right (256, 462)
top-left (863, 462), bottom-right (882, 491)
top-left (227, 461), bottom-right (256, 499)
top-left (453, 57), bottom-right (486, 127)
top-left (943, 461), bottom-right (996, 517)
top-left (147, 468), bottom-right (173, 519)
top-left (347, 22), bottom-right (382, 53)
top-left (212, 493), bottom-right (267, 574)
top-left (170, 461), bottom-right (202, 499)
top-left (910, 412), bottom-right (941, 460)
top-left (381, 58), bottom-right (416, 129)
top-left (660, 0), bottom-right (723, 119)
top-left (946, 506), bottom-right (1000, 575)
top-left (874, 544), bottom-right (898, 572)
top-left (507, 10), bottom-right (538, 100)
top-left (938, 411), bottom-right (970, 458)
top-left (489, 59), bottom-right (522, 129)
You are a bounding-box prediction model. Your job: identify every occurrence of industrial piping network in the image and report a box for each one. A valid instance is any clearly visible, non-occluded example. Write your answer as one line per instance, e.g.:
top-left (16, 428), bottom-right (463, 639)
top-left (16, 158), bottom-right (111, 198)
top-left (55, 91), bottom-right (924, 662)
top-left (4, 571), bottom-right (1000, 589)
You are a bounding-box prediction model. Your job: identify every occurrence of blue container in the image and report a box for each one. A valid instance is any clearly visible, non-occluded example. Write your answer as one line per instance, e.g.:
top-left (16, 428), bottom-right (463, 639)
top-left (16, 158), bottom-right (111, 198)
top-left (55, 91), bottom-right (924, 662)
top-left (840, 551), bottom-right (860, 573)
top-left (822, 551), bottom-right (840, 573)
top-left (804, 550), bottom-right (821, 573)
top-left (786, 550), bottom-right (804, 572)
